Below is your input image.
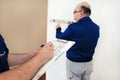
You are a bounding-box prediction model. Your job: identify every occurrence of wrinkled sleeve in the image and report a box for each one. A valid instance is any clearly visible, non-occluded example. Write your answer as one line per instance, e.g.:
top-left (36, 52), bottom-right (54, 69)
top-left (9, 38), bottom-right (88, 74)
top-left (56, 25), bottom-right (73, 40)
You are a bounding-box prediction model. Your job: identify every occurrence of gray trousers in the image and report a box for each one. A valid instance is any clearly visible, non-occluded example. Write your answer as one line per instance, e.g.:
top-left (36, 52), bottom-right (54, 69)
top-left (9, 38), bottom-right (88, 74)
top-left (66, 58), bottom-right (93, 80)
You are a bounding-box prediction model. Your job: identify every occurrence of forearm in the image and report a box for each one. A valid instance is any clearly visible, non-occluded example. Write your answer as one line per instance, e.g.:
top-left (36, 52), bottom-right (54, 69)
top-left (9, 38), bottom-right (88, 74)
top-left (8, 53), bottom-right (29, 66)
top-left (0, 42), bottom-right (53, 80)
top-left (0, 53), bottom-right (45, 80)
top-left (8, 52), bottom-right (36, 67)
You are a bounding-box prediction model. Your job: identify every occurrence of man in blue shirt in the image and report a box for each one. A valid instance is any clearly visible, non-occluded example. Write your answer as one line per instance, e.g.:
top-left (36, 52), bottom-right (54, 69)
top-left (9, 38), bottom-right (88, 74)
top-left (0, 34), bottom-right (53, 80)
top-left (56, 1), bottom-right (99, 80)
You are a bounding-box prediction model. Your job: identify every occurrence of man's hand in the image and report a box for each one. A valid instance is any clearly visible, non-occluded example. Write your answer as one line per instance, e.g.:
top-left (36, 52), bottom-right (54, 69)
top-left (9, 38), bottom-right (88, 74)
top-left (68, 21), bottom-right (74, 25)
top-left (56, 23), bottom-right (61, 29)
top-left (37, 42), bottom-right (54, 64)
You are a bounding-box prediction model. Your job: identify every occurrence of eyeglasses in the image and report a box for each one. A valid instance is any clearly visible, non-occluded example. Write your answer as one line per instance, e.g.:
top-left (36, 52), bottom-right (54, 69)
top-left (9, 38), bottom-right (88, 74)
top-left (73, 10), bottom-right (82, 14)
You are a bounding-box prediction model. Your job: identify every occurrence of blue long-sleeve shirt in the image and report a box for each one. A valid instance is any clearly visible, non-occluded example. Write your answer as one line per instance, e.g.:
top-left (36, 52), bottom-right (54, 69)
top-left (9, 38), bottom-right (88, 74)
top-left (0, 35), bottom-right (9, 73)
top-left (56, 17), bottom-right (100, 62)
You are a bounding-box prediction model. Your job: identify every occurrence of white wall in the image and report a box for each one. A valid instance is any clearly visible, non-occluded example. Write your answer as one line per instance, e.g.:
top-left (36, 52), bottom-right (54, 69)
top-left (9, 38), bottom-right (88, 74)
top-left (47, 0), bottom-right (120, 80)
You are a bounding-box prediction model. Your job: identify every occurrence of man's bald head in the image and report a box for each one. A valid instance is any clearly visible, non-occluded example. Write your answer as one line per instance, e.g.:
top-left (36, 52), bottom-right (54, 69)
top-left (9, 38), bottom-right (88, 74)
top-left (76, 1), bottom-right (91, 9)
top-left (75, 1), bottom-right (91, 16)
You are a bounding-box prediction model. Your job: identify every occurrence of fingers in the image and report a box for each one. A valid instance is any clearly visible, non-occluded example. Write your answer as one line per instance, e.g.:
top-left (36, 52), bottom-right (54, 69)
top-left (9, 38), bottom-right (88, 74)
top-left (68, 21), bottom-right (74, 24)
top-left (46, 42), bottom-right (54, 49)
top-left (36, 42), bottom-right (54, 64)
top-left (41, 42), bottom-right (54, 49)
top-left (56, 23), bottom-right (61, 28)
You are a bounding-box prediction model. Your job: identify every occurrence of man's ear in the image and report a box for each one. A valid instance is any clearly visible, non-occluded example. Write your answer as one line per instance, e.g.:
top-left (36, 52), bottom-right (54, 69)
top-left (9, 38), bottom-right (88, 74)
top-left (80, 10), bottom-right (84, 16)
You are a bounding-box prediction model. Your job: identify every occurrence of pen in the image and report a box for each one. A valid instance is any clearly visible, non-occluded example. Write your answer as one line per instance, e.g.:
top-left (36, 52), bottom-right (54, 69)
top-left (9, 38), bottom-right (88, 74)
top-left (40, 44), bottom-right (45, 47)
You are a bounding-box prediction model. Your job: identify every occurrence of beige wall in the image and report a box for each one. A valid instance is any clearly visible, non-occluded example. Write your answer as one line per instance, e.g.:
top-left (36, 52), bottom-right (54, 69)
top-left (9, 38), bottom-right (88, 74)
top-left (0, 0), bottom-right (47, 53)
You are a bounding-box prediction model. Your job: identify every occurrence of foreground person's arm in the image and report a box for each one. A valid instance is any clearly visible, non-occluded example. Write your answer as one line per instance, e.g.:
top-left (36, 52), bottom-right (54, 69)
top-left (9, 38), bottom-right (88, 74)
top-left (0, 42), bottom-right (53, 80)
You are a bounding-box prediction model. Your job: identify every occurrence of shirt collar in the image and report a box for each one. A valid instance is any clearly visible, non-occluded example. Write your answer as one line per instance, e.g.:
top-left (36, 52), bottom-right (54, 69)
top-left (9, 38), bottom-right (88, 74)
top-left (77, 17), bottom-right (92, 23)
